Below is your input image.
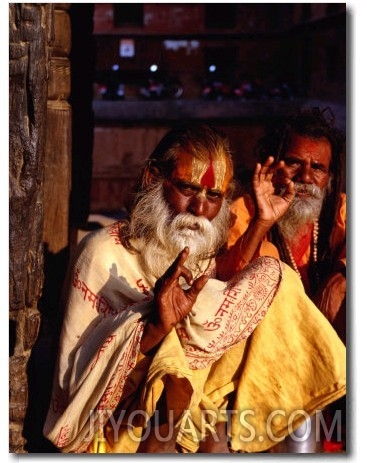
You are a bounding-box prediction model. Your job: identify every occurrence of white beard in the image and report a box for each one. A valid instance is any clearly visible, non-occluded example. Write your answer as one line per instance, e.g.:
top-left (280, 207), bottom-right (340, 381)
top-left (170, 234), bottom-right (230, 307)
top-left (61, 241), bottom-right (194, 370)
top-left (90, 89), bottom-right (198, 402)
top-left (129, 182), bottom-right (231, 281)
top-left (277, 182), bottom-right (326, 244)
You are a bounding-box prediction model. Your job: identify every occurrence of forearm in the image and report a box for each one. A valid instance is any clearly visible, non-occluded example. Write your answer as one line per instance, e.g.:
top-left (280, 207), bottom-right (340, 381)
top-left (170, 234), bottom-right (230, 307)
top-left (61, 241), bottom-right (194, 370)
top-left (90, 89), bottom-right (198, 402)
top-left (216, 218), bottom-right (272, 281)
top-left (140, 319), bottom-right (169, 355)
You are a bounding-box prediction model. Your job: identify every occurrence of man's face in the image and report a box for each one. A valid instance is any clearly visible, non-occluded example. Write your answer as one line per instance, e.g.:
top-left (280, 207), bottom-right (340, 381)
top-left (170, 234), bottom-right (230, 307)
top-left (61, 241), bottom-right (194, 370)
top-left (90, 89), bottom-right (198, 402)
top-left (282, 134), bottom-right (332, 192)
top-left (133, 151), bottom-right (232, 279)
top-left (162, 151), bottom-right (232, 221)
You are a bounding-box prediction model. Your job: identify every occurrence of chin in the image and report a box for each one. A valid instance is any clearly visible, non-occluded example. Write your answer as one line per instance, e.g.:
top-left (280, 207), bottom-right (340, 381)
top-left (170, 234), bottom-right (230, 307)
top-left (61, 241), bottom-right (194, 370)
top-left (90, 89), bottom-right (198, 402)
top-left (171, 233), bottom-right (207, 255)
top-left (177, 229), bottom-right (197, 238)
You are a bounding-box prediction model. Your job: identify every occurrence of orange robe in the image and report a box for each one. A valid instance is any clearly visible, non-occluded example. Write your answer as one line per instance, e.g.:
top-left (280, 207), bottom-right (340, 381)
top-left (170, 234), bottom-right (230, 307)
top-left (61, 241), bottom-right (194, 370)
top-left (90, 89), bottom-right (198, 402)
top-left (227, 193), bottom-right (347, 289)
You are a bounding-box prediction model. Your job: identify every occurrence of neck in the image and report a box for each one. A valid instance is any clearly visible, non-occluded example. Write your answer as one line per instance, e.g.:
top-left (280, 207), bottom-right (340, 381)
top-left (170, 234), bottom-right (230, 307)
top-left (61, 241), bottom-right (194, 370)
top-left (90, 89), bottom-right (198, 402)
top-left (283, 219), bottom-right (319, 289)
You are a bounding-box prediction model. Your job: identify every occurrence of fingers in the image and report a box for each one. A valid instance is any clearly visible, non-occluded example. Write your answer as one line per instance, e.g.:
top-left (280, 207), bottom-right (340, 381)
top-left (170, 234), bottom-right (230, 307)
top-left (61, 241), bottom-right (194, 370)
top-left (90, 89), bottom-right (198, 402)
top-left (173, 247), bottom-right (194, 285)
top-left (253, 157), bottom-right (286, 188)
top-left (254, 158), bottom-right (292, 190)
top-left (171, 246), bottom-right (190, 270)
top-left (155, 247), bottom-right (193, 294)
top-left (174, 249), bottom-right (209, 291)
top-left (190, 274), bottom-right (209, 293)
top-left (281, 177), bottom-right (296, 202)
top-left (155, 247), bottom-right (208, 298)
top-left (254, 156), bottom-right (275, 176)
top-left (184, 274), bottom-right (209, 304)
top-left (263, 155), bottom-right (275, 167)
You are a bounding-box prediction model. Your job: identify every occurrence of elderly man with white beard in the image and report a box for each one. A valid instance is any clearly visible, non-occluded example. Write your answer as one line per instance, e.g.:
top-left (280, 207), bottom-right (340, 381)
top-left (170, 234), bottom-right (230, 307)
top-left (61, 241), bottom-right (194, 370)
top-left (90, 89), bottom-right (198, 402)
top-left (226, 107), bottom-right (346, 340)
top-left (43, 124), bottom-right (346, 454)
top-left (225, 108), bottom-right (346, 452)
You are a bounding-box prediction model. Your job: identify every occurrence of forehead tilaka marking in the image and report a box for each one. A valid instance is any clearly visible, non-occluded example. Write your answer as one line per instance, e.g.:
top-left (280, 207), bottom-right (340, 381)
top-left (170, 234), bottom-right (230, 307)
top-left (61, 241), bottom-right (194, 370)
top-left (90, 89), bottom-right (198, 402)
top-left (191, 153), bottom-right (229, 192)
top-left (200, 156), bottom-right (215, 189)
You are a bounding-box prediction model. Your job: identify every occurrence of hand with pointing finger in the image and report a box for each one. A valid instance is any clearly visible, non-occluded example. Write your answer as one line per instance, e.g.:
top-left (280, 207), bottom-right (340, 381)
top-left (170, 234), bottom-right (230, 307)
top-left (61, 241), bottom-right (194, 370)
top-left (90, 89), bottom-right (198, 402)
top-left (140, 246), bottom-right (209, 354)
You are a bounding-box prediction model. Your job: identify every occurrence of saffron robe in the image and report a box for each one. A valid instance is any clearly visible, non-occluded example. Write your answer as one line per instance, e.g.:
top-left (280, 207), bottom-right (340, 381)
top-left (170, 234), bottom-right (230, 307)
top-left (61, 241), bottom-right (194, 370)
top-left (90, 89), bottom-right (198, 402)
top-left (227, 193), bottom-right (346, 277)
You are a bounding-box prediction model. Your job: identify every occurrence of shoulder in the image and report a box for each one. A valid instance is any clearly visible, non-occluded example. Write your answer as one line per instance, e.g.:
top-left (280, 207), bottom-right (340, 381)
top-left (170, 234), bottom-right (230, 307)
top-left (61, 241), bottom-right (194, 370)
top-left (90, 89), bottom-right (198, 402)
top-left (230, 194), bottom-right (255, 219)
top-left (72, 222), bottom-right (126, 268)
top-left (335, 193), bottom-right (346, 221)
top-left (339, 192), bottom-right (346, 209)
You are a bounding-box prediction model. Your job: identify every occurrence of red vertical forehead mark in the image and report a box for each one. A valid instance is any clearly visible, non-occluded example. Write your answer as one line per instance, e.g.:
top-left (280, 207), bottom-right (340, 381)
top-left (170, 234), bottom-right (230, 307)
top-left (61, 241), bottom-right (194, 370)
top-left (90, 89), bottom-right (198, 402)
top-left (200, 155), bottom-right (215, 188)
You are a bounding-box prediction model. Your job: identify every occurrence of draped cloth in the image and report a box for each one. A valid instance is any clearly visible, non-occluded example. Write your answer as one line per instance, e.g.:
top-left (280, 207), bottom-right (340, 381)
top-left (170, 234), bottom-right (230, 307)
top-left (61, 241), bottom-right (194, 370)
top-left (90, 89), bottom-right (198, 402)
top-left (227, 193), bottom-right (347, 271)
top-left (43, 222), bottom-right (346, 453)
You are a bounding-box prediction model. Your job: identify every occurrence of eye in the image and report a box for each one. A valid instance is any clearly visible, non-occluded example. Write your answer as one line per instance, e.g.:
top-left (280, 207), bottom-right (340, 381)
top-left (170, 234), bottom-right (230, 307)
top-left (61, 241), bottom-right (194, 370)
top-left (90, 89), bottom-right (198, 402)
top-left (311, 163), bottom-right (328, 173)
top-left (284, 159), bottom-right (300, 168)
top-left (175, 181), bottom-right (200, 196)
top-left (206, 190), bottom-right (223, 201)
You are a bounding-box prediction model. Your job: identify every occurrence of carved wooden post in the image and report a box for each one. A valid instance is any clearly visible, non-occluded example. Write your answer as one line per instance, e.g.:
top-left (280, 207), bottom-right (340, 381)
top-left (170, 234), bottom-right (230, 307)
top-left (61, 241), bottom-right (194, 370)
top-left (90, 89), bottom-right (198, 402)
top-left (9, 3), bottom-right (94, 452)
top-left (21, 4), bottom-right (72, 452)
top-left (9, 3), bottom-right (53, 452)
top-left (43, 4), bottom-right (72, 254)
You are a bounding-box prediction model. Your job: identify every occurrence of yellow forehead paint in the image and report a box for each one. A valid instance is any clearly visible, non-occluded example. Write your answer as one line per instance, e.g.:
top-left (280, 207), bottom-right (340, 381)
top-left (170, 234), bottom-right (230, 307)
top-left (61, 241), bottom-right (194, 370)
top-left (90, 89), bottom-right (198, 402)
top-left (175, 151), bottom-right (232, 193)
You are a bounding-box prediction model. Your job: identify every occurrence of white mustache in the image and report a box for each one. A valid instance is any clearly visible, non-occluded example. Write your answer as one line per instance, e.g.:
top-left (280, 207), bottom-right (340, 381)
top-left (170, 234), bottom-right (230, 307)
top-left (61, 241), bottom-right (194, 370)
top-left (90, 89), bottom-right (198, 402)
top-left (171, 213), bottom-right (212, 233)
top-left (294, 182), bottom-right (323, 198)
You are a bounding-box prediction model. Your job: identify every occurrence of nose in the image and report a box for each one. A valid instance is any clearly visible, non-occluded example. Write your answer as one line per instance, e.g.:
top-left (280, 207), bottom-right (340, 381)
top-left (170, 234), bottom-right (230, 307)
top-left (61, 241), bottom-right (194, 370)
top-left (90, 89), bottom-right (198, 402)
top-left (295, 165), bottom-right (313, 184)
top-left (188, 193), bottom-right (208, 217)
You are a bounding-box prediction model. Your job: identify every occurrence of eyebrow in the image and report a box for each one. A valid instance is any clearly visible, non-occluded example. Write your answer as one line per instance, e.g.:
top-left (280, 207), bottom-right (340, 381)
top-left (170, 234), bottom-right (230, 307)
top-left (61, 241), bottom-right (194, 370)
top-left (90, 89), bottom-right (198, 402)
top-left (284, 156), bottom-right (328, 168)
top-left (173, 179), bottom-right (224, 195)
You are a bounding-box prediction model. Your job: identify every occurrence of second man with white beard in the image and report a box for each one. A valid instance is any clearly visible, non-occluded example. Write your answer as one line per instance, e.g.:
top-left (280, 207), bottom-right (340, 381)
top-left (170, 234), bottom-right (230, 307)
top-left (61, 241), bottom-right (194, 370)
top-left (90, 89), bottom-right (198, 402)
top-left (224, 108), bottom-right (347, 451)
top-left (225, 107), bottom-right (346, 337)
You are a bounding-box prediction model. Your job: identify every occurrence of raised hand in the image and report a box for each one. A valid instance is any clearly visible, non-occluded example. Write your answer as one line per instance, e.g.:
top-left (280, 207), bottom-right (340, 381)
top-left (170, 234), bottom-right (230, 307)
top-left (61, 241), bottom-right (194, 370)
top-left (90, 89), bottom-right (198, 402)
top-left (252, 156), bottom-right (296, 226)
top-left (216, 157), bottom-right (296, 281)
top-left (140, 247), bottom-right (209, 354)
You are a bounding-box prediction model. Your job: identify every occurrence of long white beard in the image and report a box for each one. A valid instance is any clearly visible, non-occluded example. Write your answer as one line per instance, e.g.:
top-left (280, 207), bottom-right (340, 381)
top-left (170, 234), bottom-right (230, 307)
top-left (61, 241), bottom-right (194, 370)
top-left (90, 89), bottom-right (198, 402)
top-left (130, 182), bottom-right (231, 280)
top-left (277, 182), bottom-right (326, 243)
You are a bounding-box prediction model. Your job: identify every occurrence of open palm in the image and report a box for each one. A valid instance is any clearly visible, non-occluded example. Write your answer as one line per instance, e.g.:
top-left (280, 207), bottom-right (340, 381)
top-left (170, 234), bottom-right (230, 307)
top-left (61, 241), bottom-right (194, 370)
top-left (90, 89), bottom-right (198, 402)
top-left (252, 156), bottom-right (296, 225)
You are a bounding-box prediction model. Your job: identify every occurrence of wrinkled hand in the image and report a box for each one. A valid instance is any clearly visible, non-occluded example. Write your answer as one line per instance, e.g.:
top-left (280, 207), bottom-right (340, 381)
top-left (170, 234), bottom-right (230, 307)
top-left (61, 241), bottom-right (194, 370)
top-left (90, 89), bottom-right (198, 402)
top-left (252, 156), bottom-right (296, 225)
top-left (153, 247), bottom-right (209, 334)
top-left (313, 272), bottom-right (346, 323)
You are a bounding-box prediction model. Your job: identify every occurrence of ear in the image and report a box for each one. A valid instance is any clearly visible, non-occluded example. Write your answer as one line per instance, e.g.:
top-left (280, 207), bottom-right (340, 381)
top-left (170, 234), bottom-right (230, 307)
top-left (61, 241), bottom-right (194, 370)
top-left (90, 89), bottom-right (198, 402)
top-left (142, 164), bottom-right (161, 188)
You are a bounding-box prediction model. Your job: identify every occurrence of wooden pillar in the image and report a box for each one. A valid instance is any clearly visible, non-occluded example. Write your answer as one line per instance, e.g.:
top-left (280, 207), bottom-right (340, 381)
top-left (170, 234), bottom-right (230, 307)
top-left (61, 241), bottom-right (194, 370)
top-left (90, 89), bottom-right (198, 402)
top-left (43, 4), bottom-right (72, 254)
top-left (9, 3), bottom-right (53, 452)
top-left (9, 3), bottom-right (95, 452)
top-left (9, 3), bottom-right (77, 452)
top-left (21, 4), bottom-right (73, 453)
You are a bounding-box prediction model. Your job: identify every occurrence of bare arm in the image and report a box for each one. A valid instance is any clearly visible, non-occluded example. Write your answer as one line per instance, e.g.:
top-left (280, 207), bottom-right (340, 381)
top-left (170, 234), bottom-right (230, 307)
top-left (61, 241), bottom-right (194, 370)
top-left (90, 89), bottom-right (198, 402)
top-left (140, 247), bottom-right (209, 354)
top-left (216, 157), bottom-right (295, 280)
